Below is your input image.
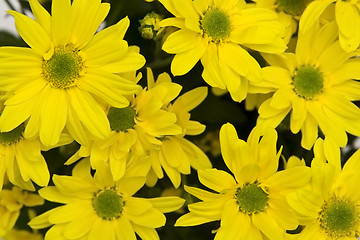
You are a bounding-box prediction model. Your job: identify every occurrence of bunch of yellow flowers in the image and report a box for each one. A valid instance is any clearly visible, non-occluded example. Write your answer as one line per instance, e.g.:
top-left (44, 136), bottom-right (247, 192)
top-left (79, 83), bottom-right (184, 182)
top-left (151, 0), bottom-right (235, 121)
top-left (1, 0), bottom-right (360, 239)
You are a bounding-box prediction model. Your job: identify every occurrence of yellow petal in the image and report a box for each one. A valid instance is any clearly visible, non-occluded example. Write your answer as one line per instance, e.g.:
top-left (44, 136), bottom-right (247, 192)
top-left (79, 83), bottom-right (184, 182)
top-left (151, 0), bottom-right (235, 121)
top-left (163, 30), bottom-right (202, 54)
top-left (299, 0), bottom-right (334, 33)
top-left (51, 0), bottom-right (72, 45)
top-left (147, 197), bottom-right (185, 213)
top-left (28, 0), bottom-right (51, 34)
top-left (71, 0), bottom-right (110, 48)
top-left (132, 225), bottom-right (159, 240)
top-left (252, 212), bottom-right (284, 240)
top-left (114, 216), bottom-right (137, 240)
top-left (198, 169), bottom-right (236, 192)
top-left (40, 86), bottom-right (68, 146)
top-left (171, 41), bottom-right (206, 76)
top-left (175, 212), bottom-right (214, 226)
top-left (7, 11), bottom-right (50, 54)
top-left (67, 87), bottom-right (110, 139)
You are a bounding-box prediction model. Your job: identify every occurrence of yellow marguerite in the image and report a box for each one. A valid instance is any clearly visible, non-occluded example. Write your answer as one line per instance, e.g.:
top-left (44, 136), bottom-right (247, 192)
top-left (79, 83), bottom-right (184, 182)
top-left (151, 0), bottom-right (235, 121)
top-left (253, 0), bottom-right (313, 42)
top-left (300, 0), bottom-right (360, 52)
top-left (66, 68), bottom-right (183, 180)
top-left (68, 68), bottom-right (211, 188)
top-left (0, 0), bottom-right (144, 146)
top-left (256, 21), bottom-right (360, 150)
top-left (287, 138), bottom-right (360, 239)
top-left (176, 123), bottom-right (310, 239)
top-left (146, 72), bottom-right (212, 188)
top-left (29, 159), bottom-right (185, 240)
top-left (158, 0), bottom-right (286, 102)
top-left (0, 187), bottom-right (44, 237)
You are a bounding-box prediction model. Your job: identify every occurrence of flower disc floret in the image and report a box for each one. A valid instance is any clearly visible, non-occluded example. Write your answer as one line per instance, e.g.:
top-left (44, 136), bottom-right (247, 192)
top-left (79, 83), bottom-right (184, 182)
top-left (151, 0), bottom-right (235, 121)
top-left (319, 198), bottom-right (359, 238)
top-left (292, 65), bottom-right (323, 100)
top-left (277, 0), bottom-right (313, 16)
top-left (42, 46), bottom-right (83, 89)
top-left (236, 182), bottom-right (268, 214)
top-left (0, 123), bottom-right (24, 145)
top-left (201, 8), bottom-right (231, 42)
top-left (107, 106), bottom-right (136, 132)
top-left (93, 189), bottom-right (124, 220)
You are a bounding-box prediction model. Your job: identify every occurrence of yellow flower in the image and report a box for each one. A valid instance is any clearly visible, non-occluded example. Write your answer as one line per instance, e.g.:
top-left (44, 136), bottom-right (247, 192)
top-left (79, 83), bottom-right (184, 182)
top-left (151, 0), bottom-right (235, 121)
top-left (147, 74), bottom-right (212, 188)
top-left (287, 138), bottom-right (360, 239)
top-left (300, 0), bottom-right (360, 52)
top-left (256, 21), bottom-right (360, 149)
top-left (29, 159), bottom-right (185, 240)
top-left (176, 123), bottom-right (310, 240)
top-left (252, 0), bottom-right (313, 43)
top-left (158, 0), bottom-right (286, 102)
top-left (66, 68), bottom-right (183, 180)
top-left (0, 0), bottom-right (144, 146)
top-left (0, 187), bottom-right (44, 237)
top-left (0, 105), bottom-right (73, 189)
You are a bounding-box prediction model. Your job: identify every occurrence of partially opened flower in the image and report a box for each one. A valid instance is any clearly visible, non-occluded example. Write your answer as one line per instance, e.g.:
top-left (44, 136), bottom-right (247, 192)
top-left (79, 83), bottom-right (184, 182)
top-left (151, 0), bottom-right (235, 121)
top-left (158, 0), bottom-right (286, 102)
top-left (0, 0), bottom-right (145, 146)
top-left (287, 138), bottom-right (360, 239)
top-left (0, 187), bottom-right (44, 237)
top-left (256, 21), bottom-right (360, 149)
top-left (300, 0), bottom-right (360, 52)
top-left (29, 159), bottom-right (185, 240)
top-left (176, 123), bottom-right (310, 239)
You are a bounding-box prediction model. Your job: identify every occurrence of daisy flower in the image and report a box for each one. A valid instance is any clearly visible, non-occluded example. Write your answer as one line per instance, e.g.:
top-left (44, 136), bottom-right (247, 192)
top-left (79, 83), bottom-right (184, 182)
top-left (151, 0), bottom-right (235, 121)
top-left (28, 159), bottom-right (185, 240)
top-left (256, 21), bottom-right (360, 149)
top-left (158, 0), bottom-right (286, 102)
top-left (146, 72), bottom-right (212, 188)
top-left (175, 123), bottom-right (311, 239)
top-left (252, 0), bottom-right (313, 43)
top-left (0, 0), bottom-right (145, 146)
top-left (0, 95), bottom-right (73, 189)
top-left (300, 0), bottom-right (360, 52)
top-left (66, 68), bottom-right (184, 181)
top-left (0, 186), bottom-right (44, 237)
top-left (287, 138), bottom-right (360, 239)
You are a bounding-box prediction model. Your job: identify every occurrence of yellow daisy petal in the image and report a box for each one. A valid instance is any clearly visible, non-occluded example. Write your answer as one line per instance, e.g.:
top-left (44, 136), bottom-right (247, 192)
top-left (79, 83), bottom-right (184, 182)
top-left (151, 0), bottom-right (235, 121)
top-left (7, 10), bottom-right (50, 55)
top-left (67, 87), bottom-right (110, 139)
top-left (51, 0), bottom-right (72, 45)
top-left (28, 0), bottom-right (51, 34)
top-left (198, 169), bottom-right (236, 192)
top-left (39, 86), bottom-right (68, 146)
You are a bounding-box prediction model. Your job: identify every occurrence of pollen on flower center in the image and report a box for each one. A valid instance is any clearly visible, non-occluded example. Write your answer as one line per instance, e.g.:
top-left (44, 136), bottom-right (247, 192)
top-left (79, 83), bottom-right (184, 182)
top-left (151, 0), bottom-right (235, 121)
top-left (0, 123), bottom-right (25, 145)
top-left (42, 46), bottom-right (83, 89)
top-left (200, 8), bottom-right (231, 43)
top-left (292, 65), bottom-right (324, 100)
top-left (277, 0), bottom-right (313, 16)
top-left (107, 106), bottom-right (137, 132)
top-left (319, 197), bottom-right (359, 238)
top-left (93, 189), bottom-right (124, 220)
top-left (235, 182), bottom-right (268, 214)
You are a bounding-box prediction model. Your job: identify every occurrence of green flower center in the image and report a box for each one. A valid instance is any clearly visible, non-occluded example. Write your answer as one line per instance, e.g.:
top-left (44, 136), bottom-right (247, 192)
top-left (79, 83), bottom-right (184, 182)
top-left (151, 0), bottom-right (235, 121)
top-left (42, 46), bottom-right (83, 89)
top-left (320, 198), bottom-right (358, 238)
top-left (292, 65), bottom-right (324, 100)
top-left (0, 123), bottom-right (25, 145)
top-left (93, 189), bottom-right (124, 220)
top-left (236, 182), bottom-right (268, 214)
top-left (107, 106), bottom-right (136, 132)
top-left (201, 8), bottom-right (231, 42)
top-left (277, 0), bottom-right (313, 16)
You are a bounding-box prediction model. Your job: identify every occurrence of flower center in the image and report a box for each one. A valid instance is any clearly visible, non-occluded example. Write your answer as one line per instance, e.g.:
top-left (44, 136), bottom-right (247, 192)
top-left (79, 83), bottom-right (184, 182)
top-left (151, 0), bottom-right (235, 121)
top-left (319, 198), bottom-right (359, 238)
top-left (276, 0), bottom-right (313, 16)
top-left (0, 123), bottom-right (25, 145)
top-left (42, 46), bottom-right (83, 89)
top-left (236, 182), bottom-right (268, 214)
top-left (93, 189), bottom-right (124, 220)
top-left (200, 8), bottom-right (231, 43)
top-left (107, 106), bottom-right (136, 132)
top-left (292, 65), bottom-right (323, 100)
